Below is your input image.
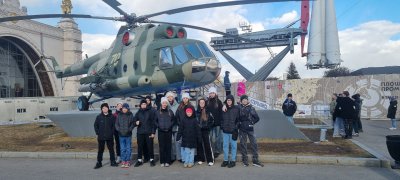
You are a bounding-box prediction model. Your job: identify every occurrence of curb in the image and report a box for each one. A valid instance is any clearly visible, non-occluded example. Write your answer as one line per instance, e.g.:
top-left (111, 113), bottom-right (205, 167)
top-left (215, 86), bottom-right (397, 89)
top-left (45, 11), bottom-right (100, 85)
top-left (0, 151), bottom-right (386, 168)
top-left (350, 139), bottom-right (391, 168)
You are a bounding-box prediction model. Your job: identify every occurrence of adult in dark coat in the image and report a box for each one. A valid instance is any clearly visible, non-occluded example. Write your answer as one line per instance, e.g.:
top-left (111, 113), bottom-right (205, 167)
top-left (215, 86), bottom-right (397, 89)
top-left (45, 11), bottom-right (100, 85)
top-left (352, 94), bottom-right (363, 135)
top-left (387, 97), bottom-right (398, 130)
top-left (238, 95), bottom-right (263, 167)
top-left (282, 93), bottom-right (297, 124)
top-left (224, 71), bottom-right (232, 96)
top-left (94, 103), bottom-right (118, 169)
top-left (337, 91), bottom-right (356, 139)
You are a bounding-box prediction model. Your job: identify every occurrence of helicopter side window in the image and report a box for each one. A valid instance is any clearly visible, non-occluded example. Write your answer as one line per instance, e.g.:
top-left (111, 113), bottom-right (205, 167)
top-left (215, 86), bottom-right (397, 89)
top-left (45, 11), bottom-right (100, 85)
top-left (159, 47), bottom-right (173, 68)
top-left (184, 43), bottom-right (202, 59)
top-left (197, 42), bottom-right (214, 57)
top-left (173, 45), bottom-right (189, 65)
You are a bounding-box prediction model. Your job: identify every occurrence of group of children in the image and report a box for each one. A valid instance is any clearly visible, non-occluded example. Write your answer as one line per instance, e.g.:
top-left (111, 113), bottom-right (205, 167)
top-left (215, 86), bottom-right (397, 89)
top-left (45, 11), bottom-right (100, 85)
top-left (94, 88), bottom-right (264, 169)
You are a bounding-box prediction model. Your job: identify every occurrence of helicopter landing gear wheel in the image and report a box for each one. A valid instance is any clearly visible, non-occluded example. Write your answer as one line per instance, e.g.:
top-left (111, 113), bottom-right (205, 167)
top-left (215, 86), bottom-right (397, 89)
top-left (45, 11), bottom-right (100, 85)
top-left (77, 96), bottom-right (89, 111)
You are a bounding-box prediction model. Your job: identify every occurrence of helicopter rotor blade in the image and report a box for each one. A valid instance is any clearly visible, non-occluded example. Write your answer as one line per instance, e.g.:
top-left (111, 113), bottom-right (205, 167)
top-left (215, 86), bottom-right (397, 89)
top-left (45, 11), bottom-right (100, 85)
top-left (147, 20), bottom-right (271, 47)
top-left (140, 0), bottom-right (306, 20)
top-left (0, 14), bottom-right (122, 23)
top-left (102, 0), bottom-right (129, 17)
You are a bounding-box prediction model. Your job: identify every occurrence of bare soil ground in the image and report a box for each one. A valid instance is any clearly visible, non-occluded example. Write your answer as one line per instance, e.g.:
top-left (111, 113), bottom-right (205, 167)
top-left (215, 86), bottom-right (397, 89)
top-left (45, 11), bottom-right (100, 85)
top-left (0, 123), bottom-right (372, 158)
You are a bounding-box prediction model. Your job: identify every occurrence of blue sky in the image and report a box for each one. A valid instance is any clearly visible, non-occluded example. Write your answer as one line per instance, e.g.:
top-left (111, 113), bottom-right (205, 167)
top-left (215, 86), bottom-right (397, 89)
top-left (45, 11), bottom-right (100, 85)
top-left (16, 0), bottom-right (400, 80)
top-left (21, 0), bottom-right (400, 34)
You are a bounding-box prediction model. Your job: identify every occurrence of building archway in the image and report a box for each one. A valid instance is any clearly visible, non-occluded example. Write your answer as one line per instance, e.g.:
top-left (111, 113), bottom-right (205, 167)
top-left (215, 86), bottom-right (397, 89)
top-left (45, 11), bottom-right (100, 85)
top-left (0, 36), bottom-right (54, 97)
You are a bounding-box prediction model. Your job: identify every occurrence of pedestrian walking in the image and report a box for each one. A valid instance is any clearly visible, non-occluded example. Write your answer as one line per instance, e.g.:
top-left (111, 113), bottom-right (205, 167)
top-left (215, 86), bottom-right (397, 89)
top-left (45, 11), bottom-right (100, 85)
top-left (282, 93), bottom-right (297, 124)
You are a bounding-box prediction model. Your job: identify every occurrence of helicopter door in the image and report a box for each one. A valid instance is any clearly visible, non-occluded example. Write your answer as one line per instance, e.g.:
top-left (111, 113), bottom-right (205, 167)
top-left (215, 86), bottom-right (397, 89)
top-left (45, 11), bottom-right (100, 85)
top-left (159, 47), bottom-right (173, 69)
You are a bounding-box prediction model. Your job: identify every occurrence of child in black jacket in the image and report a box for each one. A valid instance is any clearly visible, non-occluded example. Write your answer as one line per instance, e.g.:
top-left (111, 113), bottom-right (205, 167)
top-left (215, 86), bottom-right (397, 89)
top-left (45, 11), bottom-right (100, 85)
top-left (177, 106), bottom-right (201, 168)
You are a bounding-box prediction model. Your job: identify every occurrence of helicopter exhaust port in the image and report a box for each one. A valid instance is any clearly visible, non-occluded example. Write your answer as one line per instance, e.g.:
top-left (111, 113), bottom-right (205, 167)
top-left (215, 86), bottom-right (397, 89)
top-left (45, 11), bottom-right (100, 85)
top-left (154, 25), bottom-right (176, 39)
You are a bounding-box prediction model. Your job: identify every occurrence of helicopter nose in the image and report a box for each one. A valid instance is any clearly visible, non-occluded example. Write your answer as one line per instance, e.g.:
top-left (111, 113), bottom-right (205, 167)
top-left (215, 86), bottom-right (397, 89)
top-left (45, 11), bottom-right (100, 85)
top-left (189, 58), bottom-right (221, 83)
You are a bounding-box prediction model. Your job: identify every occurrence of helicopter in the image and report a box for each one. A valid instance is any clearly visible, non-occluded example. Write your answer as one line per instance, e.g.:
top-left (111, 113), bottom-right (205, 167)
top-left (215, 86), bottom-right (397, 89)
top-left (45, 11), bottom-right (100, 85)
top-left (0, 0), bottom-right (306, 111)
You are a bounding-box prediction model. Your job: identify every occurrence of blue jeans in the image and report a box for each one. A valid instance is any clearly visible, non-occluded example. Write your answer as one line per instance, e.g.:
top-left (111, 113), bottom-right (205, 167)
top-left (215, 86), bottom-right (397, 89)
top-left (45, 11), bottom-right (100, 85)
top-left (392, 119), bottom-right (397, 128)
top-left (119, 136), bottom-right (132, 162)
top-left (286, 116), bottom-right (294, 124)
top-left (183, 148), bottom-right (195, 165)
top-left (223, 133), bottom-right (237, 161)
top-left (172, 131), bottom-right (182, 160)
top-left (211, 126), bottom-right (223, 154)
top-left (333, 117), bottom-right (345, 136)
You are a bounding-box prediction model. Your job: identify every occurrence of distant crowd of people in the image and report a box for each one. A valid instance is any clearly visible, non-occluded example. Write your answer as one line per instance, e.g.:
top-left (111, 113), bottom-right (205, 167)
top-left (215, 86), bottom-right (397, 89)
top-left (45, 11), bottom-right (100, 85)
top-left (93, 88), bottom-right (264, 169)
top-left (329, 91), bottom-right (363, 139)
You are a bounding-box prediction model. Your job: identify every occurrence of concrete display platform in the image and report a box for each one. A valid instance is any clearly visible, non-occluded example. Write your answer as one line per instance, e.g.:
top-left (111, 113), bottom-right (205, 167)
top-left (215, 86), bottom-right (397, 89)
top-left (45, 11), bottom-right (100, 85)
top-left (47, 110), bottom-right (308, 140)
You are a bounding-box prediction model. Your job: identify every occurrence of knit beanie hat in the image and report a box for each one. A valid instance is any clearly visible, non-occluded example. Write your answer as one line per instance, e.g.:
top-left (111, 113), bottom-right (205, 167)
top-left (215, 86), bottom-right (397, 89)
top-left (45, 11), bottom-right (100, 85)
top-left (165, 91), bottom-right (175, 98)
top-left (161, 97), bottom-right (169, 104)
top-left (182, 92), bottom-right (190, 100)
top-left (122, 103), bottom-right (130, 110)
top-left (208, 87), bottom-right (217, 94)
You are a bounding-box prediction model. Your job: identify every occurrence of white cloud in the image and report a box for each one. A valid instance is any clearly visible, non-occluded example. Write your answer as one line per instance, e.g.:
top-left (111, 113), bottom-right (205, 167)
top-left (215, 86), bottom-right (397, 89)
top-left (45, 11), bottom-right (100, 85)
top-left (264, 10), bottom-right (299, 28)
top-left (81, 33), bottom-right (115, 57)
top-left (339, 20), bottom-right (400, 70)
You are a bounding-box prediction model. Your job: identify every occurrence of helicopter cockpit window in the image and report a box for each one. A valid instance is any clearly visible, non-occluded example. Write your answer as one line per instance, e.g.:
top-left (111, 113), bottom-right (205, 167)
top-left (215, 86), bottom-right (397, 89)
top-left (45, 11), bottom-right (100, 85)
top-left (173, 45), bottom-right (189, 65)
top-left (159, 47), bottom-right (173, 68)
top-left (198, 42), bottom-right (214, 57)
top-left (184, 43), bottom-right (202, 59)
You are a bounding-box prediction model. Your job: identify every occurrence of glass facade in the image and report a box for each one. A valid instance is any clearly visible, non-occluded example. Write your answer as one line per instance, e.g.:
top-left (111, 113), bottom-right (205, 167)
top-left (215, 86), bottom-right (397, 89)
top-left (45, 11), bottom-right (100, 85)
top-left (0, 38), bottom-right (42, 98)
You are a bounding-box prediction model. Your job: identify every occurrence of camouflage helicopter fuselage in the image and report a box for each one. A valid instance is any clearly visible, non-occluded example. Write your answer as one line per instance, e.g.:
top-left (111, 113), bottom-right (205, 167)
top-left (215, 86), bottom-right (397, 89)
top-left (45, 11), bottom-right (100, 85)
top-left (52, 24), bottom-right (221, 98)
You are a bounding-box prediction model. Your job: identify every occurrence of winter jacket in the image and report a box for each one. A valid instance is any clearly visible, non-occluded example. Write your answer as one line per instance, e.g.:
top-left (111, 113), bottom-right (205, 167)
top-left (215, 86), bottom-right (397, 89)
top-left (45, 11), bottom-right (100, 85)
top-left (113, 110), bottom-right (121, 132)
top-left (336, 96), bottom-right (356, 119)
top-left (94, 110), bottom-right (115, 140)
top-left (155, 108), bottom-right (176, 132)
top-left (224, 73), bottom-right (231, 90)
top-left (387, 100), bottom-right (398, 119)
top-left (115, 111), bottom-right (135, 137)
top-left (352, 96), bottom-right (363, 119)
top-left (282, 99), bottom-right (297, 116)
top-left (196, 107), bottom-right (214, 130)
top-left (221, 105), bottom-right (240, 134)
top-left (177, 115), bottom-right (201, 149)
top-left (134, 107), bottom-right (156, 135)
top-left (238, 104), bottom-right (260, 132)
top-left (237, 82), bottom-right (246, 97)
top-left (206, 97), bottom-right (223, 126)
